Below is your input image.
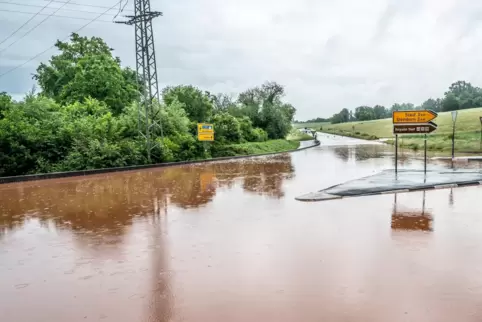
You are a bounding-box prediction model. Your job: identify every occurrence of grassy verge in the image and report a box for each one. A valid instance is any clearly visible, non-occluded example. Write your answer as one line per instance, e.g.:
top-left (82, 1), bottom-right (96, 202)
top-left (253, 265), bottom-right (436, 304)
top-left (322, 128), bottom-right (379, 140)
top-left (286, 128), bottom-right (315, 141)
top-left (212, 140), bottom-right (300, 157)
top-left (385, 131), bottom-right (482, 153)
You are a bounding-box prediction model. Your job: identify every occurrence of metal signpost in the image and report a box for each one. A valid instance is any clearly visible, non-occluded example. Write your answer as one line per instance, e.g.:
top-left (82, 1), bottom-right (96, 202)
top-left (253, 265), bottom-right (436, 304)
top-left (197, 123), bottom-right (214, 155)
top-left (392, 110), bottom-right (438, 174)
top-left (480, 116), bottom-right (482, 151)
top-left (451, 111), bottom-right (458, 160)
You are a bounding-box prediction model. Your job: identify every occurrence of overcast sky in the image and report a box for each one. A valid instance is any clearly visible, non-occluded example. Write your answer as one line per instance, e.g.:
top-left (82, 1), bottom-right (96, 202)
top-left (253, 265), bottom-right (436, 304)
top-left (1, 0), bottom-right (482, 119)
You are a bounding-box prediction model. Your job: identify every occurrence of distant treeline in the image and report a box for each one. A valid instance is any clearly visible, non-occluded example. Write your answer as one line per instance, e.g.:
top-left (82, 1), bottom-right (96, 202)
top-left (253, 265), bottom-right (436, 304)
top-left (304, 81), bottom-right (481, 124)
top-left (295, 117), bottom-right (330, 124)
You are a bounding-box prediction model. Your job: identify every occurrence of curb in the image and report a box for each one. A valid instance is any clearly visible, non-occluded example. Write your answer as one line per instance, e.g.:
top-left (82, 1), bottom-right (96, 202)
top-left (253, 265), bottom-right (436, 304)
top-left (0, 141), bottom-right (320, 185)
top-left (432, 157), bottom-right (482, 162)
top-left (295, 179), bottom-right (482, 202)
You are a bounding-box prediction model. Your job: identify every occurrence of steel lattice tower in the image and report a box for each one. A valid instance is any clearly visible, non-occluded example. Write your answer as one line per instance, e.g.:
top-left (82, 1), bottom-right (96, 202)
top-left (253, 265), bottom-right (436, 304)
top-left (116, 0), bottom-right (163, 162)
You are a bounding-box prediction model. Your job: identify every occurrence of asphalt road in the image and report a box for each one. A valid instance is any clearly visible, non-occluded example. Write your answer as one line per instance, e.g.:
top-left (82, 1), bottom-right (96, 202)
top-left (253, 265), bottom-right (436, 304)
top-left (1, 133), bottom-right (482, 322)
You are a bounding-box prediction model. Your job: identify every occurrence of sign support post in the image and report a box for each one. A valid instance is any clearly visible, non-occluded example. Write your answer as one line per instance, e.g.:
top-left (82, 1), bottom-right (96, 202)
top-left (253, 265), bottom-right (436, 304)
top-left (479, 117), bottom-right (482, 151)
top-left (392, 110), bottom-right (438, 175)
top-left (197, 123), bottom-right (215, 157)
top-left (451, 111), bottom-right (458, 161)
top-left (424, 134), bottom-right (427, 174)
top-left (395, 134), bottom-right (398, 174)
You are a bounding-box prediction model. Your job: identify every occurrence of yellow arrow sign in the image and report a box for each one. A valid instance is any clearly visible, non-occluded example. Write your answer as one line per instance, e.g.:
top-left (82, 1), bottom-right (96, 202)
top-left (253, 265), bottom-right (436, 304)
top-left (198, 133), bottom-right (214, 141)
top-left (392, 110), bottom-right (438, 124)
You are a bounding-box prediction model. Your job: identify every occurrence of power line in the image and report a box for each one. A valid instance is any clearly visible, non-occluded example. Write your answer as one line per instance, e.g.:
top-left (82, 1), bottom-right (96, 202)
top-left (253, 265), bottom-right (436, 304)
top-left (0, 1), bottom-right (119, 17)
top-left (40, 0), bottom-right (134, 12)
top-left (0, 8), bottom-right (115, 22)
top-left (0, 0), bottom-right (124, 78)
top-left (0, 0), bottom-right (54, 48)
top-left (113, 0), bottom-right (129, 20)
top-left (0, 0), bottom-right (74, 55)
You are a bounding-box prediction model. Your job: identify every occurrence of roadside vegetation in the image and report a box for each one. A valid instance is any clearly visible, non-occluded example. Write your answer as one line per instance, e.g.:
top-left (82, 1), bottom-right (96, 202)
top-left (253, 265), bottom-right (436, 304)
top-left (0, 33), bottom-right (300, 177)
top-left (320, 108), bottom-right (482, 153)
top-left (286, 128), bottom-right (315, 141)
top-left (323, 80), bottom-right (482, 124)
top-left (297, 78), bottom-right (482, 153)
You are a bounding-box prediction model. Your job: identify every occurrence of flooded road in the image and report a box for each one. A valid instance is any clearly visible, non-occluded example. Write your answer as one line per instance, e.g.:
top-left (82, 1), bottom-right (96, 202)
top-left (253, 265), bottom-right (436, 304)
top-left (1, 133), bottom-right (482, 322)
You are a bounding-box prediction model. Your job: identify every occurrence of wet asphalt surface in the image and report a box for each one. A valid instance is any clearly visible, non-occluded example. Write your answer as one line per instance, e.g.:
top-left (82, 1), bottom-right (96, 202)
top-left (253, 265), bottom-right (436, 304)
top-left (1, 133), bottom-right (482, 322)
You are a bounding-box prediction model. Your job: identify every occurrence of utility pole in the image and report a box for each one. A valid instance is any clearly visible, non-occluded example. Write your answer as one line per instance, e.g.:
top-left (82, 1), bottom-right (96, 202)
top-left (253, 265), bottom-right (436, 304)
top-left (115, 0), bottom-right (163, 163)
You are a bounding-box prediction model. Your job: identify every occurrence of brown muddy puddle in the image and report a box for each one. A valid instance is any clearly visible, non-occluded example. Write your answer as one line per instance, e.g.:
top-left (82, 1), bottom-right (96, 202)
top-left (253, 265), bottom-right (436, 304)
top-left (1, 134), bottom-right (482, 322)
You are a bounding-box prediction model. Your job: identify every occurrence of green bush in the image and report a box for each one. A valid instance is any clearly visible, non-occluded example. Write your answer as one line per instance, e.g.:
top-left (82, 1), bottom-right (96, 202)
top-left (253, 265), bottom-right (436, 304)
top-left (212, 112), bottom-right (243, 144)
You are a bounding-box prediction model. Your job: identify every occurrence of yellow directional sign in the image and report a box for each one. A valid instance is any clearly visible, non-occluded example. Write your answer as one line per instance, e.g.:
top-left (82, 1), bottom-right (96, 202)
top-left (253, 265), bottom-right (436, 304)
top-left (392, 110), bottom-right (438, 124)
top-left (197, 123), bottom-right (214, 141)
top-left (198, 133), bottom-right (214, 141)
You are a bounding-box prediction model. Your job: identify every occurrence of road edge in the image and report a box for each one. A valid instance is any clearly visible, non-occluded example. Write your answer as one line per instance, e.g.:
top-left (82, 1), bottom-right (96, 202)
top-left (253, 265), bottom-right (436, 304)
top-left (0, 140), bottom-right (320, 185)
top-left (296, 169), bottom-right (482, 202)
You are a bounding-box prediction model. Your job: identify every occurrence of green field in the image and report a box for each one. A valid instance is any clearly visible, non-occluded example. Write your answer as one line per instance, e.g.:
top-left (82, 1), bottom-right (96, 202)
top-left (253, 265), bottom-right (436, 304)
top-left (320, 108), bottom-right (482, 154)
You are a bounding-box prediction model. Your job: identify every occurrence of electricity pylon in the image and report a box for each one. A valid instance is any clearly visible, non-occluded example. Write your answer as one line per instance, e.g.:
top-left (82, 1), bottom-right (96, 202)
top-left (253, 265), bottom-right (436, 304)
top-left (115, 0), bottom-right (163, 162)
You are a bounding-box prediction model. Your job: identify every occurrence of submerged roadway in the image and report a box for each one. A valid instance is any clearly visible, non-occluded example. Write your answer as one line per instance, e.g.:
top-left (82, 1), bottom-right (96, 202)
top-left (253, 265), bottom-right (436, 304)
top-left (1, 133), bottom-right (482, 322)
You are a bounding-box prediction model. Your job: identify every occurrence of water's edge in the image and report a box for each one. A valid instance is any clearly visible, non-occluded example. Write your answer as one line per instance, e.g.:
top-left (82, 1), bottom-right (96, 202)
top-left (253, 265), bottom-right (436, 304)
top-left (0, 141), bottom-right (320, 185)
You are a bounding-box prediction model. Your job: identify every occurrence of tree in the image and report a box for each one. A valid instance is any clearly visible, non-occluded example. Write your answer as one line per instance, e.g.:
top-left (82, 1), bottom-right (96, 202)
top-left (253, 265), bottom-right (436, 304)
top-left (421, 98), bottom-right (440, 112)
top-left (443, 81), bottom-right (482, 110)
top-left (331, 108), bottom-right (350, 124)
top-left (162, 85), bottom-right (214, 122)
top-left (390, 103), bottom-right (401, 112)
top-left (0, 97), bottom-right (67, 176)
top-left (0, 92), bottom-right (12, 119)
top-left (58, 55), bottom-right (138, 114)
top-left (442, 93), bottom-right (460, 111)
top-left (237, 116), bottom-right (267, 142)
top-left (34, 33), bottom-right (139, 114)
top-left (302, 117), bottom-right (330, 123)
top-left (212, 93), bottom-right (236, 113)
top-left (236, 81), bottom-right (295, 139)
top-left (446, 80), bottom-right (474, 97)
top-left (212, 112), bottom-right (243, 143)
top-left (354, 106), bottom-right (375, 121)
top-left (390, 103), bottom-right (414, 112)
top-left (373, 105), bottom-right (388, 119)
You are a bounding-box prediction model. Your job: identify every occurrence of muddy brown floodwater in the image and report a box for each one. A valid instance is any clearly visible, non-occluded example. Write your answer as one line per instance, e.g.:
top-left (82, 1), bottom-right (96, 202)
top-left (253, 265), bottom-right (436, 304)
top-left (1, 134), bottom-right (482, 322)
